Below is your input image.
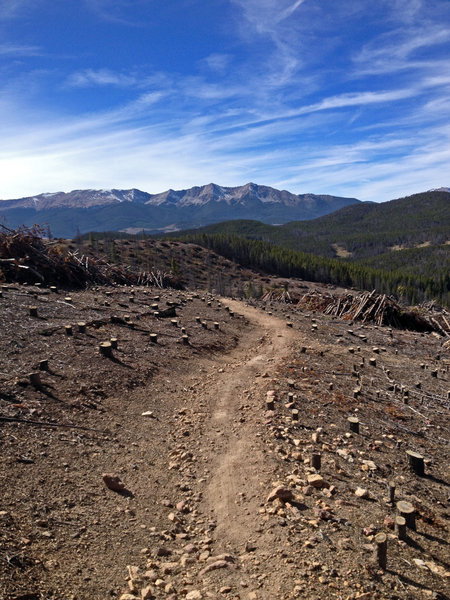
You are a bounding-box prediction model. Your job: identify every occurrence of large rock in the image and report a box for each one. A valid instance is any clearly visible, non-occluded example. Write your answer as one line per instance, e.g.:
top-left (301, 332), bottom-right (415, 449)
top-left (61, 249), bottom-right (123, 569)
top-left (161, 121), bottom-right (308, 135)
top-left (103, 473), bottom-right (126, 492)
top-left (266, 486), bottom-right (296, 503)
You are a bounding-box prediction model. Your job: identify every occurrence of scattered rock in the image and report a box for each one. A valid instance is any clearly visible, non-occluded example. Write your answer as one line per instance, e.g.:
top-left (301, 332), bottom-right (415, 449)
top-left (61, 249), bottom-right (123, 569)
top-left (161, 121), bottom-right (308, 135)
top-left (102, 473), bottom-right (126, 492)
top-left (354, 487), bottom-right (369, 498)
top-left (266, 486), bottom-right (296, 503)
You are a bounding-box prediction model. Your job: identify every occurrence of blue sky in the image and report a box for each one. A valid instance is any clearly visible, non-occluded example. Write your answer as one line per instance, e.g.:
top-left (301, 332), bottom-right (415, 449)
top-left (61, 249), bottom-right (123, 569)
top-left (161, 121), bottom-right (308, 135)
top-left (0, 0), bottom-right (449, 202)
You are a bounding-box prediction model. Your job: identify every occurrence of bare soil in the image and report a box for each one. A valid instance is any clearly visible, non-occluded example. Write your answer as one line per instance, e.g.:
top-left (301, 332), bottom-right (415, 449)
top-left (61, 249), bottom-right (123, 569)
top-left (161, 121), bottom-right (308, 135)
top-left (0, 283), bottom-right (449, 600)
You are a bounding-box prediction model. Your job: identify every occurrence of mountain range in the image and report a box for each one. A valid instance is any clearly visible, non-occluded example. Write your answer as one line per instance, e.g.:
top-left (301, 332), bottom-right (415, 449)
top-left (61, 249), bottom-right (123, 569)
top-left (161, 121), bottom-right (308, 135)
top-left (0, 183), bottom-right (360, 238)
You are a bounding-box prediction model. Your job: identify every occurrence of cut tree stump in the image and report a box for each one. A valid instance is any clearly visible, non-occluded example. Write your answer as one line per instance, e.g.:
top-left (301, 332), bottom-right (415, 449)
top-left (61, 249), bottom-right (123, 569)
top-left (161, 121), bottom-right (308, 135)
top-left (348, 416), bottom-right (360, 434)
top-left (387, 481), bottom-right (396, 504)
top-left (395, 515), bottom-right (407, 540)
top-left (397, 500), bottom-right (416, 530)
top-left (29, 372), bottom-right (41, 388)
top-left (29, 306), bottom-right (38, 317)
top-left (77, 322), bottom-right (86, 333)
top-left (110, 337), bottom-right (118, 349)
top-left (374, 532), bottom-right (387, 569)
top-left (149, 333), bottom-right (158, 343)
top-left (406, 450), bottom-right (425, 476)
top-left (39, 359), bottom-right (49, 371)
top-left (65, 325), bottom-right (73, 336)
top-left (311, 453), bottom-right (321, 470)
top-left (99, 342), bottom-right (112, 357)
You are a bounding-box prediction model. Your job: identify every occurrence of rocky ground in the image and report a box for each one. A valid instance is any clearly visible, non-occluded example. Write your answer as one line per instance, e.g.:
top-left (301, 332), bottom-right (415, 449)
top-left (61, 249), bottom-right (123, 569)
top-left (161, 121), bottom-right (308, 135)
top-left (0, 282), bottom-right (449, 600)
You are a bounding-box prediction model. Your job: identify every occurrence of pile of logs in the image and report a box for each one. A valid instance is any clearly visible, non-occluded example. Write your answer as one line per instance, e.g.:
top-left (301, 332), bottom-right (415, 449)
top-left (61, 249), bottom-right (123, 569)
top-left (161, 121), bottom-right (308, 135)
top-left (0, 225), bottom-right (180, 289)
top-left (298, 289), bottom-right (449, 334)
top-left (262, 286), bottom-right (292, 303)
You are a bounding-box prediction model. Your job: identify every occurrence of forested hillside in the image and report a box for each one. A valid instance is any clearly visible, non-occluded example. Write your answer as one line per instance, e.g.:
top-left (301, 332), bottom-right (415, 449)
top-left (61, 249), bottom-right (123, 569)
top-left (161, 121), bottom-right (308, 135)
top-left (170, 233), bottom-right (449, 306)
top-left (162, 191), bottom-right (449, 305)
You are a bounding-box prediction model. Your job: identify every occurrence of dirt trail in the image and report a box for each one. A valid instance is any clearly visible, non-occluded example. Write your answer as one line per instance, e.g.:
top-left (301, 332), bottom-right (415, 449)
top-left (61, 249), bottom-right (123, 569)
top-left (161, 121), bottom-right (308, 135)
top-left (199, 301), bottom-right (299, 560)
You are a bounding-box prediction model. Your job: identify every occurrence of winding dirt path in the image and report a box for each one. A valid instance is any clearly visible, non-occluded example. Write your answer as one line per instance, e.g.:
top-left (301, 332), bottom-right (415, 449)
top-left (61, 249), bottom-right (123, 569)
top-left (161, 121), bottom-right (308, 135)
top-left (197, 300), bottom-right (301, 559)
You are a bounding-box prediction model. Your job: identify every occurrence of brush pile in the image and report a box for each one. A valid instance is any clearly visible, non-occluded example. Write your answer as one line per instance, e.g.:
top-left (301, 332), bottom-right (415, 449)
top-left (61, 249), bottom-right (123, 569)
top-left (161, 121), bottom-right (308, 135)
top-left (298, 288), bottom-right (449, 334)
top-left (262, 285), bottom-right (291, 303)
top-left (0, 225), bottom-right (181, 289)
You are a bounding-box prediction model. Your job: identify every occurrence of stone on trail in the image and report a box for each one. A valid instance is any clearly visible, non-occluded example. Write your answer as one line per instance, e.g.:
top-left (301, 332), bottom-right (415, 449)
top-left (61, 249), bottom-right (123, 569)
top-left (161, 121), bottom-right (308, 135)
top-left (307, 474), bottom-right (326, 488)
top-left (266, 486), bottom-right (296, 503)
top-left (354, 487), bottom-right (369, 498)
top-left (199, 559), bottom-right (230, 575)
top-left (186, 591), bottom-right (203, 599)
top-left (103, 473), bottom-right (126, 492)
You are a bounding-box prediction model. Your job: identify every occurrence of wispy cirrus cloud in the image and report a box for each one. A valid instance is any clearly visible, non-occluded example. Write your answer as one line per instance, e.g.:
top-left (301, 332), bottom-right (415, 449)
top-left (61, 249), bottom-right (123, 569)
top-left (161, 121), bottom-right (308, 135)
top-left (66, 68), bottom-right (138, 88)
top-left (0, 43), bottom-right (42, 56)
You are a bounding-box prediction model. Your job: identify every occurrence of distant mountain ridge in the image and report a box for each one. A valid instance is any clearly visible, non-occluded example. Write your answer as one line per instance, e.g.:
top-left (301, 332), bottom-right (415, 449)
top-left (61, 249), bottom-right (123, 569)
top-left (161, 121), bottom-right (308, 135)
top-left (0, 183), bottom-right (360, 237)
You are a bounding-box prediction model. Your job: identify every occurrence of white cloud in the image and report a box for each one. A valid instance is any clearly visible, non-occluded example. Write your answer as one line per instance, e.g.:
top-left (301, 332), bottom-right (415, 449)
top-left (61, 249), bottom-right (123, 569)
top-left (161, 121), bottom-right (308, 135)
top-left (0, 43), bottom-right (42, 56)
top-left (202, 53), bottom-right (232, 74)
top-left (66, 68), bottom-right (138, 88)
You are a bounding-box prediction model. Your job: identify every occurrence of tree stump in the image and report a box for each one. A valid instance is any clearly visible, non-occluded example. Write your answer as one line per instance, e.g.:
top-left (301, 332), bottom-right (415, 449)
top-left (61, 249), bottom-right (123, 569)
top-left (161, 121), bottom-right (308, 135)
top-left (397, 500), bottom-right (416, 530)
top-left (387, 481), bottom-right (396, 504)
top-left (214, 322), bottom-right (219, 330)
top-left (99, 342), bottom-right (112, 357)
top-left (195, 316), bottom-right (201, 323)
top-left (406, 450), bottom-right (425, 476)
top-left (64, 297), bottom-right (72, 303)
top-left (311, 453), bottom-right (321, 470)
top-left (39, 359), bottom-right (49, 371)
top-left (29, 306), bottom-right (38, 317)
top-left (369, 357), bottom-right (376, 367)
top-left (29, 372), bottom-right (41, 388)
top-left (110, 337), bottom-right (118, 349)
top-left (348, 416), bottom-right (360, 434)
top-left (201, 321), bottom-right (208, 329)
top-left (149, 333), bottom-right (158, 343)
top-left (77, 322), bottom-right (86, 333)
top-left (374, 532), bottom-right (387, 569)
top-left (65, 325), bottom-right (73, 336)
top-left (291, 409), bottom-right (299, 421)
top-left (395, 515), bottom-right (407, 540)
top-left (182, 334), bottom-right (189, 345)
top-left (171, 319), bottom-right (178, 327)
top-left (266, 391), bottom-right (275, 411)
